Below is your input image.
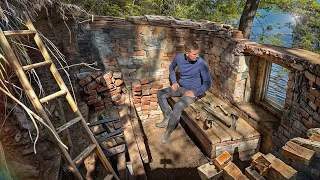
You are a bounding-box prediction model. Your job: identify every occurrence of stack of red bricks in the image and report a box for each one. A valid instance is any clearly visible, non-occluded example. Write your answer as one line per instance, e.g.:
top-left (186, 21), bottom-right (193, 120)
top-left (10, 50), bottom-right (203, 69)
top-left (78, 71), bottom-right (126, 112)
top-left (131, 77), bottom-right (164, 119)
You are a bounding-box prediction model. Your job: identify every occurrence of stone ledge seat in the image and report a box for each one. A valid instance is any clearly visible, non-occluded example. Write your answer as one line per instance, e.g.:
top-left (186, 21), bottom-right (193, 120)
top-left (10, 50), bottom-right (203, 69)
top-left (168, 91), bottom-right (261, 159)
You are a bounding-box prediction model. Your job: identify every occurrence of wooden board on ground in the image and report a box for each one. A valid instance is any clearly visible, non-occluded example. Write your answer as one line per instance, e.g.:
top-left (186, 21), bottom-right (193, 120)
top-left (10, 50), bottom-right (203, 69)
top-left (245, 166), bottom-right (266, 180)
top-left (119, 104), bottom-right (146, 179)
top-left (197, 163), bottom-right (223, 180)
top-left (291, 137), bottom-right (320, 154)
top-left (223, 162), bottom-right (248, 180)
top-left (169, 92), bottom-right (260, 159)
top-left (282, 141), bottom-right (314, 166)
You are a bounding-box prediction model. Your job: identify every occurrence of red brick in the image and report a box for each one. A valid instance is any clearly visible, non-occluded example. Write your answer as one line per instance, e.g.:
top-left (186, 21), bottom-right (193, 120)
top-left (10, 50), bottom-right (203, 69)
top-left (140, 77), bottom-right (150, 85)
top-left (103, 97), bottom-right (112, 103)
top-left (109, 87), bottom-right (121, 97)
top-left (133, 86), bottom-right (142, 92)
top-left (151, 94), bottom-right (157, 98)
top-left (120, 47), bottom-right (128, 52)
top-left (310, 87), bottom-right (320, 99)
top-left (133, 99), bottom-right (141, 104)
top-left (133, 95), bottom-right (141, 99)
top-left (316, 98), bottom-right (320, 108)
top-left (86, 81), bottom-right (98, 91)
top-left (316, 77), bottom-right (320, 86)
top-left (133, 91), bottom-right (142, 96)
top-left (150, 106), bottom-right (158, 110)
top-left (94, 106), bottom-right (105, 112)
top-left (97, 86), bottom-right (109, 92)
top-left (101, 92), bottom-right (111, 98)
top-left (91, 71), bottom-right (102, 79)
top-left (114, 79), bottom-right (123, 86)
top-left (78, 75), bottom-right (93, 86)
top-left (88, 94), bottom-right (98, 101)
top-left (300, 108), bottom-right (309, 119)
top-left (141, 96), bottom-right (151, 102)
top-left (141, 84), bottom-right (151, 89)
top-left (141, 100), bottom-right (150, 105)
top-left (151, 84), bottom-right (163, 89)
top-left (142, 89), bottom-right (150, 95)
top-left (113, 71), bottom-right (122, 79)
top-left (143, 111), bottom-right (151, 115)
top-left (88, 96), bottom-right (102, 105)
top-left (306, 92), bottom-right (315, 102)
top-left (150, 89), bottom-right (158, 94)
top-left (87, 90), bottom-right (97, 96)
top-left (150, 98), bottom-right (158, 102)
top-left (116, 94), bottom-right (126, 105)
top-left (309, 101), bottom-right (317, 111)
top-left (122, 52), bottom-right (135, 57)
top-left (121, 87), bottom-right (127, 94)
top-left (135, 50), bottom-right (146, 56)
top-left (104, 71), bottom-right (113, 79)
top-left (94, 100), bottom-right (104, 108)
top-left (305, 71), bottom-right (316, 82)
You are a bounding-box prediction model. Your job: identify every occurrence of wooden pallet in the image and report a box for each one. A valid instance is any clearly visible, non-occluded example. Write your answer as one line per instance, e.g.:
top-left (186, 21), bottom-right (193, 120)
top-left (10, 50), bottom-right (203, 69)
top-left (168, 92), bottom-right (260, 159)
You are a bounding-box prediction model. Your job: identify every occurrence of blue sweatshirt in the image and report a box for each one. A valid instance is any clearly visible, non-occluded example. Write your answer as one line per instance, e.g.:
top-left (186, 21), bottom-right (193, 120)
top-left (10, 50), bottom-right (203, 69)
top-left (169, 53), bottom-right (212, 97)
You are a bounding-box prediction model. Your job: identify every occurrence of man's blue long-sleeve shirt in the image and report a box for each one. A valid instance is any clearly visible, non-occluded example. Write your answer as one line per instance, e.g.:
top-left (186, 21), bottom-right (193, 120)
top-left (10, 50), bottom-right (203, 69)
top-left (169, 53), bottom-right (212, 97)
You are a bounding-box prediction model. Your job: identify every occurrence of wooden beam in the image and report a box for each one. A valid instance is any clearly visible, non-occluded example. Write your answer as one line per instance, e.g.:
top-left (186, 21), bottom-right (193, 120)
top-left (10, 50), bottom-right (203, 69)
top-left (119, 104), bottom-right (146, 179)
top-left (223, 162), bottom-right (248, 180)
top-left (214, 151), bottom-right (232, 171)
top-left (282, 141), bottom-right (314, 166)
top-left (250, 154), bottom-right (270, 176)
top-left (291, 137), bottom-right (320, 154)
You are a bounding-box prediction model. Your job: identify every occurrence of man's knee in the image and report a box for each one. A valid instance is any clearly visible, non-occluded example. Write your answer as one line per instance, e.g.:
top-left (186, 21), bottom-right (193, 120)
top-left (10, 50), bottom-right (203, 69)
top-left (173, 100), bottom-right (187, 111)
top-left (157, 87), bottom-right (172, 97)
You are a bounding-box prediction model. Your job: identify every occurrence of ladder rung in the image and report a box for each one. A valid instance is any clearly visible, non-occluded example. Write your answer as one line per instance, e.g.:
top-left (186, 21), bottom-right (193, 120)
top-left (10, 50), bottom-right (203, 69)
top-left (40, 89), bottom-right (67, 103)
top-left (88, 117), bottom-right (120, 127)
top-left (97, 128), bottom-right (124, 142)
top-left (22, 61), bottom-right (52, 71)
top-left (73, 144), bottom-right (97, 167)
top-left (3, 30), bottom-right (37, 36)
top-left (56, 117), bottom-right (82, 133)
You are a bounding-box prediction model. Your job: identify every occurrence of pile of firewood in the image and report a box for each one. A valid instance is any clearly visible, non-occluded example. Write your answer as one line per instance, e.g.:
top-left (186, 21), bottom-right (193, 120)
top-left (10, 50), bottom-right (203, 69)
top-left (78, 71), bottom-right (126, 112)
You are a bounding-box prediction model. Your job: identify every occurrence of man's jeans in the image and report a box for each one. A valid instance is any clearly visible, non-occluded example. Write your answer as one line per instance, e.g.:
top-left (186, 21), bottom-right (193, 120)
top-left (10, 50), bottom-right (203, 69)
top-left (157, 86), bottom-right (198, 127)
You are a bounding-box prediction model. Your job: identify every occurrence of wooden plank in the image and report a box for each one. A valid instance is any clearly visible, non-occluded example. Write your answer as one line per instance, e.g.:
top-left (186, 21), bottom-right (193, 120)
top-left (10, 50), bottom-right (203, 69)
top-left (4, 30), bottom-right (37, 36)
top-left (214, 151), bottom-right (232, 171)
top-left (191, 100), bottom-right (232, 142)
top-left (73, 144), bottom-right (97, 167)
top-left (291, 137), bottom-right (320, 154)
top-left (129, 102), bottom-right (149, 164)
top-left (250, 155), bottom-right (271, 176)
top-left (22, 61), bottom-right (52, 71)
top-left (117, 153), bottom-right (127, 180)
top-left (197, 163), bottom-right (223, 180)
top-left (282, 141), bottom-right (314, 166)
top-left (39, 89), bottom-right (67, 103)
top-left (119, 104), bottom-right (146, 179)
top-left (307, 128), bottom-right (320, 137)
top-left (223, 162), bottom-right (249, 180)
top-left (215, 137), bottom-right (260, 157)
top-left (245, 166), bottom-right (266, 180)
top-left (200, 93), bottom-right (260, 138)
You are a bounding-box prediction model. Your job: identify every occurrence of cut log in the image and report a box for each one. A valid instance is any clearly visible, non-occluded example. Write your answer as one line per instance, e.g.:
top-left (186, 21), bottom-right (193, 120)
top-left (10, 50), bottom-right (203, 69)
top-left (223, 162), bottom-right (249, 180)
top-left (214, 151), bottom-right (232, 171)
top-left (307, 128), bottom-right (320, 137)
top-left (282, 141), bottom-right (314, 166)
top-left (310, 133), bottom-right (320, 142)
top-left (265, 153), bottom-right (297, 180)
top-left (197, 163), bottom-right (223, 180)
top-left (250, 154), bottom-right (270, 176)
top-left (245, 166), bottom-right (266, 180)
top-left (291, 137), bottom-right (320, 154)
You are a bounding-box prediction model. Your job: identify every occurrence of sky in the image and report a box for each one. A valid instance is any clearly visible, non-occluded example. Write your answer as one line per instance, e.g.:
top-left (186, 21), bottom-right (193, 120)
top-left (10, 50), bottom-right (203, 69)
top-left (251, 0), bottom-right (320, 47)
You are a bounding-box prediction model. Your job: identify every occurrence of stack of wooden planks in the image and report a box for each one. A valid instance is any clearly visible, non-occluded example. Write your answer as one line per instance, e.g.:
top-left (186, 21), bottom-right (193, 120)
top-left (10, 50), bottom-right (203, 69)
top-left (282, 128), bottom-right (320, 166)
top-left (246, 152), bottom-right (297, 180)
top-left (168, 92), bottom-right (260, 159)
top-left (198, 151), bottom-right (248, 180)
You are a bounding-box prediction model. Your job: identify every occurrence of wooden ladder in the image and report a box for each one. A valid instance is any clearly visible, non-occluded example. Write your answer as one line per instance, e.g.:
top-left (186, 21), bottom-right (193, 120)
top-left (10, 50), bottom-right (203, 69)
top-left (0, 18), bottom-right (119, 180)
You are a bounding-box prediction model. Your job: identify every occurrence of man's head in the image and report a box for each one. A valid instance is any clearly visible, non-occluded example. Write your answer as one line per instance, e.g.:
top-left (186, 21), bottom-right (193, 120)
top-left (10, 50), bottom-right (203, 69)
top-left (185, 42), bottom-right (199, 61)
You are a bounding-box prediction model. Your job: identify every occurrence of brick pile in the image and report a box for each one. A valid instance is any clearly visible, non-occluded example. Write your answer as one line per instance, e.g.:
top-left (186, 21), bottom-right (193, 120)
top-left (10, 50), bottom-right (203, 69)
top-left (131, 77), bottom-right (164, 120)
top-left (78, 71), bottom-right (126, 112)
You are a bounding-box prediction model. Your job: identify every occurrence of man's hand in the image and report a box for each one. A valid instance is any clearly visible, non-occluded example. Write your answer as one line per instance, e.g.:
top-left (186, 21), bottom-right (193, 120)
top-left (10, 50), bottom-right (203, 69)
top-left (171, 83), bottom-right (180, 91)
top-left (184, 90), bottom-right (195, 97)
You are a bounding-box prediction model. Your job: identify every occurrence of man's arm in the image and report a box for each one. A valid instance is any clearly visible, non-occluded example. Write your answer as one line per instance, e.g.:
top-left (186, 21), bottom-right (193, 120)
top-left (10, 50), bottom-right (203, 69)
top-left (193, 62), bottom-right (212, 97)
top-left (169, 56), bottom-right (178, 84)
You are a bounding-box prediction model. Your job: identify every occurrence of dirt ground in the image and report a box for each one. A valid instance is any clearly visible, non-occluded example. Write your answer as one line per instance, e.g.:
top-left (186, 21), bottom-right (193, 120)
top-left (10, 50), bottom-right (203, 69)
top-left (142, 118), bottom-right (208, 180)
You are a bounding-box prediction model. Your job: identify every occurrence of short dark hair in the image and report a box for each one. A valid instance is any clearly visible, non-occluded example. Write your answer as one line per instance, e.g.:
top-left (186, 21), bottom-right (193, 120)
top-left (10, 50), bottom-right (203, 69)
top-left (185, 42), bottom-right (199, 52)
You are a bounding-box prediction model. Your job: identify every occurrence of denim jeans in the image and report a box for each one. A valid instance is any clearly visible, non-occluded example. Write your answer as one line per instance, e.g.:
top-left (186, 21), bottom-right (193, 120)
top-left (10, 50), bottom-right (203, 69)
top-left (157, 86), bottom-right (198, 126)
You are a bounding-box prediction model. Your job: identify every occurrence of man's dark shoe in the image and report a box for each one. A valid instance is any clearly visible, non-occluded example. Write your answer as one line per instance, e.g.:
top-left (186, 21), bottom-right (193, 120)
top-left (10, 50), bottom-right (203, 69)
top-left (161, 123), bottom-right (175, 144)
top-left (155, 117), bottom-right (169, 128)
